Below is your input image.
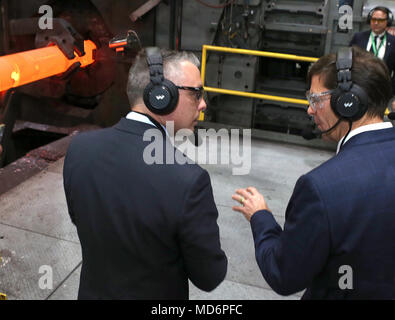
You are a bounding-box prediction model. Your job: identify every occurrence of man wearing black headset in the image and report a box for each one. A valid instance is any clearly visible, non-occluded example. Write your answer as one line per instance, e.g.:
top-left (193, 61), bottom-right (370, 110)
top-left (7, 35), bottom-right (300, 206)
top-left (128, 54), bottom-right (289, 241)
top-left (349, 6), bottom-right (395, 93)
top-left (63, 48), bottom-right (227, 299)
top-left (232, 46), bottom-right (395, 299)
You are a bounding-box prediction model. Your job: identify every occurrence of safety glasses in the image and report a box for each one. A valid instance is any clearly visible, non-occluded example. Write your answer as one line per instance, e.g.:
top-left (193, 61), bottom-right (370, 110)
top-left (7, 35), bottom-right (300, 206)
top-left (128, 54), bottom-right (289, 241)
top-left (176, 86), bottom-right (204, 101)
top-left (305, 90), bottom-right (333, 111)
top-left (371, 18), bottom-right (387, 23)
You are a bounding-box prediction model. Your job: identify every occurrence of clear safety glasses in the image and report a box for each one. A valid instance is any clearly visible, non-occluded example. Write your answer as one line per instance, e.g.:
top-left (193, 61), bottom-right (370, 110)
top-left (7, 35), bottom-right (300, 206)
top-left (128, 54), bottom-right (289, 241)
top-left (305, 90), bottom-right (333, 111)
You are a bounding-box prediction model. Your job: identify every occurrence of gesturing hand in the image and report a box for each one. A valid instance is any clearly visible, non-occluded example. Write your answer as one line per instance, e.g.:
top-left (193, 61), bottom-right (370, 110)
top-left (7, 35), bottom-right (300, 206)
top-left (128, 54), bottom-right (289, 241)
top-left (231, 187), bottom-right (270, 222)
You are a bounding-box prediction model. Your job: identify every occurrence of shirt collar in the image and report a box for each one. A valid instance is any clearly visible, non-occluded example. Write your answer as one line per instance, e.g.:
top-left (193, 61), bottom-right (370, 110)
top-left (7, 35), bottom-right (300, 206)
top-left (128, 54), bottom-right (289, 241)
top-left (336, 121), bottom-right (393, 154)
top-left (126, 111), bottom-right (169, 137)
top-left (372, 31), bottom-right (386, 38)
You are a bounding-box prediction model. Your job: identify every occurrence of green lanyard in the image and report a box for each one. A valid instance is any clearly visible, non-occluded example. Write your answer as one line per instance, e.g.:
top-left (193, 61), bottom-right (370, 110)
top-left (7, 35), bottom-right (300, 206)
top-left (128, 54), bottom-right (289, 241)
top-left (370, 32), bottom-right (386, 57)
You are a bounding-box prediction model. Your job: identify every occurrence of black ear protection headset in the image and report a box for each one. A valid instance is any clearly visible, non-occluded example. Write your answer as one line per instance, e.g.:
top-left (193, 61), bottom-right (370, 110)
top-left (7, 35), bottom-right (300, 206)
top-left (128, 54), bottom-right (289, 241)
top-left (143, 47), bottom-right (179, 115)
top-left (302, 47), bottom-right (370, 141)
top-left (330, 47), bottom-right (369, 122)
top-left (367, 6), bottom-right (393, 27)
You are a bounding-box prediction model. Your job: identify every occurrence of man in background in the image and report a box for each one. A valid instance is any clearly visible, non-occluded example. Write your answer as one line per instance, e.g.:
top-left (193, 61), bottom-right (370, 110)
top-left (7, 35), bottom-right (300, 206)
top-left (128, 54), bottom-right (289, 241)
top-left (349, 6), bottom-right (395, 93)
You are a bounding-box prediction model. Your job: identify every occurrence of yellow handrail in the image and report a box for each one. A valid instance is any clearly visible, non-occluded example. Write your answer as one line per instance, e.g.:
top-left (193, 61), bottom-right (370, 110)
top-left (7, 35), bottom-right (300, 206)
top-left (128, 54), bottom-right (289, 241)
top-left (204, 87), bottom-right (308, 105)
top-left (201, 44), bottom-right (318, 109)
top-left (201, 45), bottom-right (318, 87)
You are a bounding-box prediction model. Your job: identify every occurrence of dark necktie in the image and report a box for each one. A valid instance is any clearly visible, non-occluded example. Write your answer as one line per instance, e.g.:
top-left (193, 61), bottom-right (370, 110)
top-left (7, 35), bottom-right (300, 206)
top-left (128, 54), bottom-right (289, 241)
top-left (371, 35), bottom-right (384, 53)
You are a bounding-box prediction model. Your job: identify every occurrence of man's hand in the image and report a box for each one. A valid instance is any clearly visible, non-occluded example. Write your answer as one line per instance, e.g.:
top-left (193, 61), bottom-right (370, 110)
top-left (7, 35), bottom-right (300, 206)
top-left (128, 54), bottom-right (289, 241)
top-left (231, 187), bottom-right (270, 222)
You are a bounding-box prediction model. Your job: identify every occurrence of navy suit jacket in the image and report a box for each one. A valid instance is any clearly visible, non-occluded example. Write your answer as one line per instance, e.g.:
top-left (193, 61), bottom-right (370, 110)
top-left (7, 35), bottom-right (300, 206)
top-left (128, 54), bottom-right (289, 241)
top-left (63, 118), bottom-right (227, 299)
top-left (251, 127), bottom-right (395, 299)
top-left (350, 30), bottom-right (395, 91)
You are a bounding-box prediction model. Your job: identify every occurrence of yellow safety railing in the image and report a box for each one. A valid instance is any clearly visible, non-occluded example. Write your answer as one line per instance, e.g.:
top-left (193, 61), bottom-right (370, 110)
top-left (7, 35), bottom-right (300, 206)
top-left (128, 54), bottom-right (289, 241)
top-left (0, 292), bottom-right (7, 300)
top-left (201, 45), bottom-right (318, 109)
top-left (200, 44), bottom-right (391, 117)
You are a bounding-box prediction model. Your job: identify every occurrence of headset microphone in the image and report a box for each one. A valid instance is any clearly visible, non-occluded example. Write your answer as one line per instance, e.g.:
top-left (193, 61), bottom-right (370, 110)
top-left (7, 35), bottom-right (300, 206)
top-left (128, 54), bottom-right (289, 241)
top-left (303, 47), bottom-right (368, 141)
top-left (302, 118), bottom-right (342, 140)
top-left (387, 112), bottom-right (395, 120)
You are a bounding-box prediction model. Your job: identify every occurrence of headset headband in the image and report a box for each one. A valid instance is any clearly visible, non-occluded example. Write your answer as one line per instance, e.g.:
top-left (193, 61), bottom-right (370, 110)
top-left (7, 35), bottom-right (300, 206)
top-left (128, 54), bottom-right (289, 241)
top-left (336, 47), bottom-right (353, 91)
top-left (330, 47), bottom-right (369, 121)
top-left (146, 47), bottom-right (164, 85)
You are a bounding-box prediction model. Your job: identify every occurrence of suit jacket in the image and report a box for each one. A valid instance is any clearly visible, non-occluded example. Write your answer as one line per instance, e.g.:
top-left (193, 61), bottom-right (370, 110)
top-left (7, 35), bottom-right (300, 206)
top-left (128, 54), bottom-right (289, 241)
top-left (251, 127), bottom-right (395, 299)
top-left (350, 30), bottom-right (395, 91)
top-left (63, 118), bottom-right (227, 299)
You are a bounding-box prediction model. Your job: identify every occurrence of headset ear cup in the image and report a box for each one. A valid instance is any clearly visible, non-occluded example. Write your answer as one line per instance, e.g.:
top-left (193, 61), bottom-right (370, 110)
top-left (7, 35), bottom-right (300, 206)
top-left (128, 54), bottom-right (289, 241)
top-left (330, 85), bottom-right (368, 121)
top-left (388, 11), bottom-right (393, 27)
top-left (144, 84), bottom-right (171, 115)
top-left (349, 84), bottom-right (369, 121)
top-left (385, 8), bottom-right (393, 27)
top-left (330, 88), bottom-right (343, 118)
top-left (143, 80), bottom-right (179, 115)
top-left (143, 82), bottom-right (155, 113)
top-left (162, 79), bottom-right (179, 113)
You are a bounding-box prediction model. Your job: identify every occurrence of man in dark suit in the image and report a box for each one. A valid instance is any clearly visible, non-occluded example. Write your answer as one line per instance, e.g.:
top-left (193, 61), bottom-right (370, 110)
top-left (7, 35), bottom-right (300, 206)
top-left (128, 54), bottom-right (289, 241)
top-left (232, 46), bottom-right (395, 299)
top-left (349, 6), bottom-right (395, 92)
top-left (63, 48), bottom-right (227, 299)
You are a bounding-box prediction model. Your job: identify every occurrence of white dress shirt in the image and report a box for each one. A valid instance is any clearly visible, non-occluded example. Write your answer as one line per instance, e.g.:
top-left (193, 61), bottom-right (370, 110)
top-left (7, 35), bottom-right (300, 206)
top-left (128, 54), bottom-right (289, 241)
top-left (126, 111), bottom-right (169, 136)
top-left (366, 31), bottom-right (387, 60)
top-left (336, 121), bottom-right (393, 154)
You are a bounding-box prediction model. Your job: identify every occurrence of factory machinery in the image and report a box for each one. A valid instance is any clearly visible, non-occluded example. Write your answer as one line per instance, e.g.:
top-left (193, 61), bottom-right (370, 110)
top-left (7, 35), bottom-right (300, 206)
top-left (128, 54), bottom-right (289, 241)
top-left (0, 0), bottom-right (394, 168)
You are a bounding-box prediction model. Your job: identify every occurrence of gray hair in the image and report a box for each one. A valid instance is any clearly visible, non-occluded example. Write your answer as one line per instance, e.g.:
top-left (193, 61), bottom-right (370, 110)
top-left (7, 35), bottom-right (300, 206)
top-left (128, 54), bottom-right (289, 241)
top-left (126, 48), bottom-right (200, 107)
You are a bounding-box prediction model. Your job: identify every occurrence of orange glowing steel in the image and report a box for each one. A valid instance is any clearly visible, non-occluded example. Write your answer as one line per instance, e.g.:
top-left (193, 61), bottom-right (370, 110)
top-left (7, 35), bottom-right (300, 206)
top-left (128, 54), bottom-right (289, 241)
top-left (0, 40), bottom-right (96, 92)
top-left (109, 40), bottom-right (127, 49)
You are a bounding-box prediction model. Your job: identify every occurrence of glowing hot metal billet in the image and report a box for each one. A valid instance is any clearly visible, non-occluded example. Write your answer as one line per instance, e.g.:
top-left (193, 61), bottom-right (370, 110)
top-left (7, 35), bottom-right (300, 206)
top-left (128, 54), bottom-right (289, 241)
top-left (0, 40), bottom-right (96, 92)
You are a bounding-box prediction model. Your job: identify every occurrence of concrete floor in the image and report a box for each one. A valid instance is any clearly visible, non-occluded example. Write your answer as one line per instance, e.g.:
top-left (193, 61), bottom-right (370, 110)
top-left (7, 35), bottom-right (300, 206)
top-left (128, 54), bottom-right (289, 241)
top-left (0, 135), bottom-right (333, 300)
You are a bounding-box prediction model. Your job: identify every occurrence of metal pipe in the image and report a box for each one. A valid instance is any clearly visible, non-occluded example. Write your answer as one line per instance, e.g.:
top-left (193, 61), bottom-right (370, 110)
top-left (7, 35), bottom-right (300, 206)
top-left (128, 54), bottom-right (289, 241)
top-left (176, 0), bottom-right (183, 50)
top-left (0, 40), bottom-right (96, 92)
top-left (0, 90), bottom-right (20, 168)
top-left (169, 0), bottom-right (176, 49)
top-left (201, 45), bottom-right (208, 86)
top-left (0, 0), bottom-right (10, 54)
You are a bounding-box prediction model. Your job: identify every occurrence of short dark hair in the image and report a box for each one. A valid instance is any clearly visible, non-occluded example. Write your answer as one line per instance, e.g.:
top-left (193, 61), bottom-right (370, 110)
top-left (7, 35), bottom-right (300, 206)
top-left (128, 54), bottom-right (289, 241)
top-left (307, 46), bottom-right (392, 118)
top-left (371, 6), bottom-right (390, 20)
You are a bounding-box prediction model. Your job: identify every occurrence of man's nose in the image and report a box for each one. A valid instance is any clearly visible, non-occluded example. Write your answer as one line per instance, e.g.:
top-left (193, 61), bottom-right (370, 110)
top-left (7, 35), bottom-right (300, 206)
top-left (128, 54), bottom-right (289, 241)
top-left (198, 97), bottom-right (207, 112)
top-left (307, 105), bottom-right (315, 116)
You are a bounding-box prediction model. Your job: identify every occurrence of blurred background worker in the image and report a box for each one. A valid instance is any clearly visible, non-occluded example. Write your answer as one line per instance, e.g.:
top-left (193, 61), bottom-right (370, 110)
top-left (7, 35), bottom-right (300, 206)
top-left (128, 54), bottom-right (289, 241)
top-left (63, 48), bottom-right (227, 299)
top-left (349, 6), bottom-right (395, 94)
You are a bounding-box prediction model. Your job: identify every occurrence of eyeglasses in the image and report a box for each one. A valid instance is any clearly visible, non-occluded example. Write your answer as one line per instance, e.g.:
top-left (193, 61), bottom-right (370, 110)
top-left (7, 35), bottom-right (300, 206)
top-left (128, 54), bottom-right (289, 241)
top-left (305, 90), bottom-right (333, 111)
top-left (176, 86), bottom-right (204, 101)
top-left (371, 18), bottom-right (387, 23)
